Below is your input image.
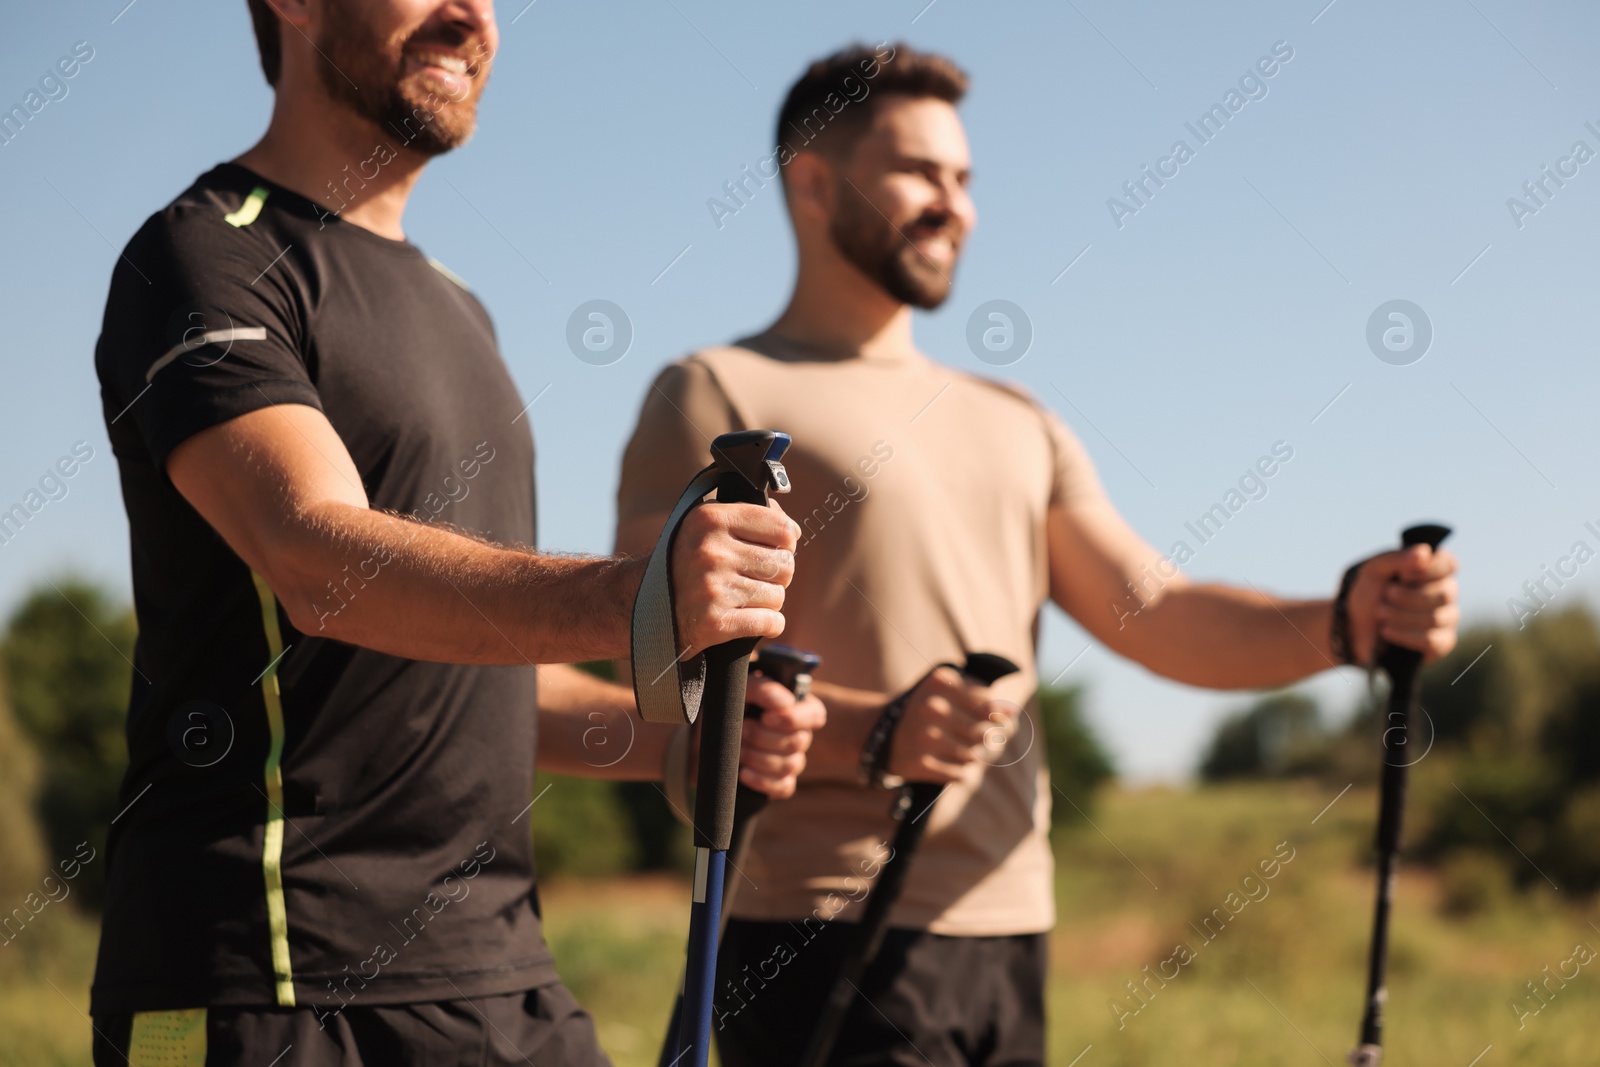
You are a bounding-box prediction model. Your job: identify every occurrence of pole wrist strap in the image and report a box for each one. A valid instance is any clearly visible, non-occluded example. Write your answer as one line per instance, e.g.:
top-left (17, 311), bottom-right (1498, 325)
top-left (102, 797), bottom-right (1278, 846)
top-left (858, 665), bottom-right (951, 790)
top-left (632, 465), bottom-right (723, 726)
top-left (1331, 558), bottom-right (1369, 667)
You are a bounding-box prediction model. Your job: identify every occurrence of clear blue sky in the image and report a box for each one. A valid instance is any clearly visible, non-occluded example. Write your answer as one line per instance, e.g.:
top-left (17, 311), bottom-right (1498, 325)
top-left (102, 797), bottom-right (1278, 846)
top-left (3, 0), bottom-right (1596, 780)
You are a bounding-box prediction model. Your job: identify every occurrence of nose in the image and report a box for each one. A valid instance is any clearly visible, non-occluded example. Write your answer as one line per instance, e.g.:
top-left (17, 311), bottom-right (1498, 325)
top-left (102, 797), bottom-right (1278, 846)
top-left (941, 178), bottom-right (975, 237)
top-left (437, 0), bottom-right (498, 50)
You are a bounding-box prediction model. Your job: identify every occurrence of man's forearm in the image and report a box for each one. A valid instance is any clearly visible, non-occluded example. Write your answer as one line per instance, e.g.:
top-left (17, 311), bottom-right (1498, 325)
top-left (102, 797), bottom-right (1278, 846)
top-left (266, 502), bottom-right (642, 665)
top-left (1114, 582), bottom-right (1336, 688)
top-left (535, 664), bottom-right (673, 779)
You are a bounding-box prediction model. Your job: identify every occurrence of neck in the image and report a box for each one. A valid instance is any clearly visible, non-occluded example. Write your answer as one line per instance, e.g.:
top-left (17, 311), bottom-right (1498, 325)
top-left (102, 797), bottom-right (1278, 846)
top-left (765, 244), bottom-right (918, 362)
top-left (234, 84), bottom-right (427, 242)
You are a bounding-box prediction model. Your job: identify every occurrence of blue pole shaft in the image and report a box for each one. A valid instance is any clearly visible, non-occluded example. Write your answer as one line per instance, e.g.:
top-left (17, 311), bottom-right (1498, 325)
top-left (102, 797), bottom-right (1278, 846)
top-left (676, 846), bottom-right (726, 1066)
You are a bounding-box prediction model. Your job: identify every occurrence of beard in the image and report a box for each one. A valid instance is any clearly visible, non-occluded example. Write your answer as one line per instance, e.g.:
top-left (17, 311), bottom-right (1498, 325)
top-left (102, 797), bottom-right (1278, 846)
top-left (828, 184), bottom-right (960, 310)
top-left (314, 7), bottom-right (490, 157)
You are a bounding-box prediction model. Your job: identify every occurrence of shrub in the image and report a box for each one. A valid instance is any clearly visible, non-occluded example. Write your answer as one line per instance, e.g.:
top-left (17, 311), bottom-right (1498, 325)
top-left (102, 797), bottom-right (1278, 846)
top-left (1, 577), bottom-right (134, 909)
top-left (1198, 691), bottom-right (1327, 781)
top-left (1038, 684), bottom-right (1115, 824)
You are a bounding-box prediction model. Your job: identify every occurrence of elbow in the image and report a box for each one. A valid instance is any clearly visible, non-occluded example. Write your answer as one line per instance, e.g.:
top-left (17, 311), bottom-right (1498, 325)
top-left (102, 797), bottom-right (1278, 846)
top-left (251, 531), bottom-right (372, 640)
top-left (256, 559), bottom-right (339, 637)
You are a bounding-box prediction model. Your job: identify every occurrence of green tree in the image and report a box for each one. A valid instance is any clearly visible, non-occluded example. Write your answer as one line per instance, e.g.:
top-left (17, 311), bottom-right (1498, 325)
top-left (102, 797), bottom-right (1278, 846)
top-left (1198, 691), bottom-right (1326, 781)
top-left (1, 577), bottom-right (135, 909)
top-left (0, 670), bottom-right (47, 903)
top-left (1038, 684), bottom-right (1115, 826)
top-left (1411, 607), bottom-right (1600, 896)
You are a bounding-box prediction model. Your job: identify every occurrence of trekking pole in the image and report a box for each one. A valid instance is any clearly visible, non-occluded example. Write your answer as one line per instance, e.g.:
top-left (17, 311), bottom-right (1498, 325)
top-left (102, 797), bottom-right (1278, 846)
top-left (799, 651), bottom-right (1019, 1067)
top-left (723, 644), bottom-right (822, 924)
top-left (1349, 523), bottom-right (1451, 1067)
top-left (631, 429), bottom-right (792, 1067)
top-left (657, 643), bottom-right (821, 1067)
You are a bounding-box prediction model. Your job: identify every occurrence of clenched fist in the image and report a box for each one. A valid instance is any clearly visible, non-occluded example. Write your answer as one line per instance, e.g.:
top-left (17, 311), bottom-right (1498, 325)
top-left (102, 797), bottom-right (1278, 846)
top-left (887, 666), bottom-right (1020, 783)
top-left (737, 675), bottom-right (827, 798)
top-left (670, 501), bottom-right (799, 659)
top-left (1345, 543), bottom-right (1460, 666)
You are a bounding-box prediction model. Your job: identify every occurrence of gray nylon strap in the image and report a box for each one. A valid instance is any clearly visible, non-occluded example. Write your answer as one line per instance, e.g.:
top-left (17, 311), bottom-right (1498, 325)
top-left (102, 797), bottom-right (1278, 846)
top-left (632, 465), bottom-right (723, 725)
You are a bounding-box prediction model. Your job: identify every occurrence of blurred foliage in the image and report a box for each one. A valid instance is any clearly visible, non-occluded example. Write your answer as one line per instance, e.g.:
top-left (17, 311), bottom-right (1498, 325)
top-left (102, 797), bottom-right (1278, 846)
top-left (1407, 608), bottom-right (1600, 897)
top-left (1197, 606), bottom-right (1600, 900)
top-left (12, 783), bottom-right (1600, 1067)
top-left (1, 578), bottom-right (134, 910)
top-left (530, 774), bottom-right (641, 878)
top-left (1038, 683), bottom-right (1116, 825)
top-left (0, 671), bottom-right (47, 903)
top-left (1198, 691), bottom-right (1328, 782)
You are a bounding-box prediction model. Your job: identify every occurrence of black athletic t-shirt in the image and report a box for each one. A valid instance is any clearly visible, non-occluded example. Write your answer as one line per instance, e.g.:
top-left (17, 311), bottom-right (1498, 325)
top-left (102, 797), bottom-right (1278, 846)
top-left (91, 163), bottom-right (554, 1014)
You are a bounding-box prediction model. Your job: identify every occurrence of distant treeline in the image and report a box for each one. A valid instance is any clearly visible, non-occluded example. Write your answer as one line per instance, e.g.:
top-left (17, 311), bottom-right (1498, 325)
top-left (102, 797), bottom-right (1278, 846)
top-left (1199, 606), bottom-right (1600, 902)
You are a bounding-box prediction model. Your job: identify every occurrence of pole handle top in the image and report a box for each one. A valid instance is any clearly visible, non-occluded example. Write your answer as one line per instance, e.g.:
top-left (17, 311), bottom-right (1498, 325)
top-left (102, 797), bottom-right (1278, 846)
top-left (1401, 523), bottom-right (1450, 551)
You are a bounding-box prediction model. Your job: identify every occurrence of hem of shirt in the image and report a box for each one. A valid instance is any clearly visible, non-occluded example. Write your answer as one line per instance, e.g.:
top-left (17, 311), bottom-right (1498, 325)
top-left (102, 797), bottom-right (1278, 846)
top-left (143, 377), bottom-right (324, 473)
top-left (89, 956), bottom-right (560, 1016)
top-left (727, 903), bottom-right (1054, 939)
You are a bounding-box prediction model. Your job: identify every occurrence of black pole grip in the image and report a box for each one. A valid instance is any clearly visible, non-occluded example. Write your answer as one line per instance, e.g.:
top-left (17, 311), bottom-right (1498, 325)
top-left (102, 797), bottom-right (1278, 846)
top-left (730, 645), bottom-right (822, 832)
top-left (689, 465), bottom-right (770, 852)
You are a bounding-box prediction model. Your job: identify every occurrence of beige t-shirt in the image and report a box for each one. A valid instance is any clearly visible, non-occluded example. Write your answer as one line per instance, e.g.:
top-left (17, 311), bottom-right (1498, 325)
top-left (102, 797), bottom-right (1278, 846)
top-left (616, 337), bottom-right (1104, 935)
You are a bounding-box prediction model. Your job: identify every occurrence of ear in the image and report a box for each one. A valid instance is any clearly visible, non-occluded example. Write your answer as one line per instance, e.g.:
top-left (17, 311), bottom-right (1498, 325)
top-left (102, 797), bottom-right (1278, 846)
top-left (265, 0), bottom-right (313, 33)
top-left (783, 151), bottom-right (839, 226)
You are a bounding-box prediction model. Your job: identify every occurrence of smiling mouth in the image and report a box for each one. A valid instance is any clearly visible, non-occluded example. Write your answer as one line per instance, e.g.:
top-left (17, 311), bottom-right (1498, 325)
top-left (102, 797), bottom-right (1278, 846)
top-left (404, 48), bottom-right (477, 92)
top-left (910, 231), bottom-right (959, 259)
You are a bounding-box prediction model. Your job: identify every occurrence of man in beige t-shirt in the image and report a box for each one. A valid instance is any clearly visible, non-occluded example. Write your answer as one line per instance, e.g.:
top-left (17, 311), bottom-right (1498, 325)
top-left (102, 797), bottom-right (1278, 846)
top-left (616, 43), bottom-right (1460, 1067)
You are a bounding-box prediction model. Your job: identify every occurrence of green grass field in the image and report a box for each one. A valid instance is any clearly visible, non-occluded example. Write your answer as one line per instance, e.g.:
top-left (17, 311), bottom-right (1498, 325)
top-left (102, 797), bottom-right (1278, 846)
top-left (6, 782), bottom-right (1597, 1066)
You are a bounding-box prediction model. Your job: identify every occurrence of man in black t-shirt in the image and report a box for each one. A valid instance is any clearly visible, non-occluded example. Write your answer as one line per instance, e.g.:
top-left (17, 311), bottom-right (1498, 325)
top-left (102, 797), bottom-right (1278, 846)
top-left (90, 3), bottom-right (817, 1064)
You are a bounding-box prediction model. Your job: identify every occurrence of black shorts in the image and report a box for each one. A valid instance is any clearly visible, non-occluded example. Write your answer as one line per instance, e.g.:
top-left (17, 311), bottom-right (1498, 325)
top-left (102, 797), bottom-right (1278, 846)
top-left (91, 981), bottom-right (610, 1067)
top-left (714, 919), bottom-right (1047, 1067)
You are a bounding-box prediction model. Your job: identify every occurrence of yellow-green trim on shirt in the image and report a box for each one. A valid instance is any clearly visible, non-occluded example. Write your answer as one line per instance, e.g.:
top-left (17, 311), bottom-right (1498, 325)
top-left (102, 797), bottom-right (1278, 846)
top-left (224, 185), bottom-right (270, 228)
top-left (251, 570), bottom-right (296, 1007)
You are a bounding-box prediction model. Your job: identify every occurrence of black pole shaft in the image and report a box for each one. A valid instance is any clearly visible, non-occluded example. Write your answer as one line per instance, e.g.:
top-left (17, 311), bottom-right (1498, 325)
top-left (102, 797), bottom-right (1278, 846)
top-left (799, 653), bottom-right (1019, 1067)
top-left (659, 650), bottom-right (815, 1067)
top-left (1357, 655), bottom-right (1420, 1050)
top-left (719, 648), bottom-right (815, 926)
top-left (1351, 523), bottom-right (1449, 1066)
top-left (797, 779), bottom-right (937, 1067)
top-left (725, 785), bottom-right (769, 912)
top-left (691, 639), bottom-right (756, 851)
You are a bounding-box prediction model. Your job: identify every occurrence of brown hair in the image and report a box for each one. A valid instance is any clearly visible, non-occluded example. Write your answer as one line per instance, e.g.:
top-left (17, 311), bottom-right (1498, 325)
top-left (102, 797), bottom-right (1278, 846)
top-left (246, 0), bottom-right (282, 86)
top-left (775, 42), bottom-right (967, 168)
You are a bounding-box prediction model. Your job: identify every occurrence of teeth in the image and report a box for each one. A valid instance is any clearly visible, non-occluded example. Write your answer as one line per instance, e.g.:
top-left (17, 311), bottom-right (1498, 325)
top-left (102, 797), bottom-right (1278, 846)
top-left (414, 53), bottom-right (469, 76)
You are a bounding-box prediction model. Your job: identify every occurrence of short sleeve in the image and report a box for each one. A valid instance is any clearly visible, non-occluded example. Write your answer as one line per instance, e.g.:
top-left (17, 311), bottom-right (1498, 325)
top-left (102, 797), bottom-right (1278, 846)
top-left (94, 208), bottom-right (321, 472)
top-left (1040, 407), bottom-right (1107, 510)
top-left (616, 357), bottom-right (742, 525)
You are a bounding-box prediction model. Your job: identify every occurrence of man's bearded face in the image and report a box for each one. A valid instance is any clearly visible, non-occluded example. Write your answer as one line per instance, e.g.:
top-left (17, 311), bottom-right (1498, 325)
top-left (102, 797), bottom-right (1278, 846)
top-left (828, 185), bottom-right (963, 309)
top-left (316, 4), bottom-right (494, 156)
